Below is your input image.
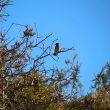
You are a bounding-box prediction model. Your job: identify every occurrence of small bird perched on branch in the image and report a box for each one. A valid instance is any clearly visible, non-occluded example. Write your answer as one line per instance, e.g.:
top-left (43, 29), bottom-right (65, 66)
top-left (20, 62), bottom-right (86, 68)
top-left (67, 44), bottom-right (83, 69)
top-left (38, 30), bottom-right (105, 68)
top-left (53, 43), bottom-right (61, 56)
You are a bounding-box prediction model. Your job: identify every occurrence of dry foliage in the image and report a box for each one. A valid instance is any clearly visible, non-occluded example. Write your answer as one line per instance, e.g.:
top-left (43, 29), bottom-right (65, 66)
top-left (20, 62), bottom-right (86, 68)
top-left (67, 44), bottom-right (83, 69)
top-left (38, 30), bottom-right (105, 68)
top-left (0, 1), bottom-right (110, 110)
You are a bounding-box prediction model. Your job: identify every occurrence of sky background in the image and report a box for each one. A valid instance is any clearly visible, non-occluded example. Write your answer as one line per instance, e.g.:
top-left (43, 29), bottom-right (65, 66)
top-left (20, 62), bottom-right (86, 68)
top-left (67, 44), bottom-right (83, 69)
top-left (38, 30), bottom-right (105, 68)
top-left (2, 0), bottom-right (110, 94)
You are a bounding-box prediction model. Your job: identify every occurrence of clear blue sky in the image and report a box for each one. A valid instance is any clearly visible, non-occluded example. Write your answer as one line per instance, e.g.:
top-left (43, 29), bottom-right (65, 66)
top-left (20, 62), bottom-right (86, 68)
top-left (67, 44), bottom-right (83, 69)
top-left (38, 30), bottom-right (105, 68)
top-left (4, 0), bottom-right (110, 94)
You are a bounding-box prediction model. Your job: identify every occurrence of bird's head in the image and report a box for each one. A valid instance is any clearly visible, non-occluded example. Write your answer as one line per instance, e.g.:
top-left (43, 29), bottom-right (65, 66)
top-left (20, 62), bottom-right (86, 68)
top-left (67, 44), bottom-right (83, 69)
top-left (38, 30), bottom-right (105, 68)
top-left (55, 43), bottom-right (59, 46)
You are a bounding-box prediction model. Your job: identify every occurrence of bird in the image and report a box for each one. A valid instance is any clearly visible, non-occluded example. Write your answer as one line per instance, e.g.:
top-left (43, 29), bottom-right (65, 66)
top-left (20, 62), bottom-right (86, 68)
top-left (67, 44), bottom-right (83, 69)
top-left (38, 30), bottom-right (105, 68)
top-left (53, 43), bottom-right (61, 56)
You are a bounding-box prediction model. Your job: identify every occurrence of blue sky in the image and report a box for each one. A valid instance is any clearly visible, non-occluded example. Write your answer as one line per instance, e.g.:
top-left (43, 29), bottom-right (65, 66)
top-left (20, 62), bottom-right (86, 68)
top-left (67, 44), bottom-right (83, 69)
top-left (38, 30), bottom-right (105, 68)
top-left (3, 0), bottom-right (110, 94)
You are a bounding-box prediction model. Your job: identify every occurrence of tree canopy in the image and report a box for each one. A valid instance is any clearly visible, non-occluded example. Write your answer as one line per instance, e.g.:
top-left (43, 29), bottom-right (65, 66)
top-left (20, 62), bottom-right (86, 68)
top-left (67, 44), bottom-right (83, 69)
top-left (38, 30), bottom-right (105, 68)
top-left (0, 0), bottom-right (110, 110)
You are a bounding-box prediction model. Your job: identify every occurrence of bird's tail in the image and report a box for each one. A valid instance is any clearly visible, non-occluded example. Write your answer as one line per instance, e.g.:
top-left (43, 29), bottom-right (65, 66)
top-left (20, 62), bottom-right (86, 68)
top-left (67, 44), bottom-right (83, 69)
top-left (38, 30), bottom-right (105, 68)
top-left (53, 52), bottom-right (58, 56)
